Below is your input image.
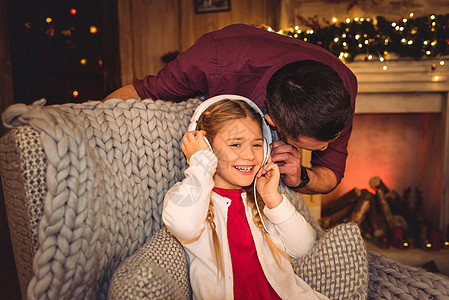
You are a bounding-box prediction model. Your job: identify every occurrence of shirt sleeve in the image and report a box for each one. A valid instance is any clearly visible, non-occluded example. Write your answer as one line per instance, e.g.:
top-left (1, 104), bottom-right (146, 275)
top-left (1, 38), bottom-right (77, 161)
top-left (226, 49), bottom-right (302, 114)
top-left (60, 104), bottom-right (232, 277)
top-left (133, 32), bottom-right (218, 101)
top-left (263, 195), bottom-right (316, 258)
top-left (162, 150), bottom-right (217, 241)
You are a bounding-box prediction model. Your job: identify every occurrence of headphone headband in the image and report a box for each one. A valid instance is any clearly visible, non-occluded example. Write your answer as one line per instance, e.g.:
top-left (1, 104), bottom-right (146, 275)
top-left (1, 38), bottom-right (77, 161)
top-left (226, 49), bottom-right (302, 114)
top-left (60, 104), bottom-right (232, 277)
top-left (188, 94), bottom-right (272, 145)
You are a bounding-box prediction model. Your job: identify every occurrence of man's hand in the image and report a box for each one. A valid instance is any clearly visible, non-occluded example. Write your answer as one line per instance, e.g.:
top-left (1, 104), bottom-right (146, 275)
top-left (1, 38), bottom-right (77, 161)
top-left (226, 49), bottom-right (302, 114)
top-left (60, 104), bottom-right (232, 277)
top-left (103, 84), bottom-right (140, 101)
top-left (270, 140), bottom-right (303, 187)
top-left (181, 131), bottom-right (211, 165)
top-left (270, 140), bottom-right (338, 194)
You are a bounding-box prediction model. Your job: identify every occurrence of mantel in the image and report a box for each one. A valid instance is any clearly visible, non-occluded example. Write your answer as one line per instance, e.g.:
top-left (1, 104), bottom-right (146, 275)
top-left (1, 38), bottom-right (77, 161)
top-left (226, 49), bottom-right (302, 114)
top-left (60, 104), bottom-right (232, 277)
top-left (347, 57), bottom-right (449, 114)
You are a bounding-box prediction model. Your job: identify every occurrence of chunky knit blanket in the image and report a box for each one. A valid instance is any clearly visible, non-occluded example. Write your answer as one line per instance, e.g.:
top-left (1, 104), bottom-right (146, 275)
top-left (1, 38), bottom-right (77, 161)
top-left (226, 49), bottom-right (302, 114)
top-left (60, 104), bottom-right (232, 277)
top-left (2, 98), bottom-right (206, 299)
top-left (2, 98), bottom-right (449, 300)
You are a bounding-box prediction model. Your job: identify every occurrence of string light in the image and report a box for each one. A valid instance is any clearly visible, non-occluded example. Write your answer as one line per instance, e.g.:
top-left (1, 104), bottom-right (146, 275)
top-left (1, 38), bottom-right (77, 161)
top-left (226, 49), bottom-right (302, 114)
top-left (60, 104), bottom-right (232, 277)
top-left (90, 26), bottom-right (98, 34)
top-left (440, 61), bottom-right (445, 66)
top-left (72, 90), bottom-right (79, 98)
top-left (80, 59), bottom-right (87, 65)
top-left (46, 17), bottom-right (52, 23)
top-left (70, 8), bottom-right (77, 15)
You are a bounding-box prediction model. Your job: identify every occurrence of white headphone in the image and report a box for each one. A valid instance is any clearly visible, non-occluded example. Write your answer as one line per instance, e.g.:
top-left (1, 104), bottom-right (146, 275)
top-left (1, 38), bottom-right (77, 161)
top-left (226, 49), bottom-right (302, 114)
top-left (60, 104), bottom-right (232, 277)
top-left (188, 95), bottom-right (273, 233)
top-left (188, 94), bottom-right (272, 166)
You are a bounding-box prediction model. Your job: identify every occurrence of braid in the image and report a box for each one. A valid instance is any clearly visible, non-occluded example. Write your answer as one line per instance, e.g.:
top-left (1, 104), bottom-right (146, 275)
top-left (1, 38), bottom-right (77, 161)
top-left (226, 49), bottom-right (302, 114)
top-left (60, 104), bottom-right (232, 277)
top-left (244, 186), bottom-right (292, 267)
top-left (207, 198), bottom-right (223, 278)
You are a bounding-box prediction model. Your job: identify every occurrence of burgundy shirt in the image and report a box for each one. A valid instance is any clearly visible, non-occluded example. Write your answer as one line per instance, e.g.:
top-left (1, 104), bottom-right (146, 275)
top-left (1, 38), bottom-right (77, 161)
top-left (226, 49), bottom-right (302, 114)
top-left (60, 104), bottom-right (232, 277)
top-left (213, 187), bottom-right (281, 300)
top-left (134, 24), bottom-right (358, 183)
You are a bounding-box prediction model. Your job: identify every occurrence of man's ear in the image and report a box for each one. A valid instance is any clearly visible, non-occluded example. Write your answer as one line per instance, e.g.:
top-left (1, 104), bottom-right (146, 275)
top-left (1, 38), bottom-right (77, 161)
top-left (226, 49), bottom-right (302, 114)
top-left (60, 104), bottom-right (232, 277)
top-left (264, 114), bottom-right (276, 127)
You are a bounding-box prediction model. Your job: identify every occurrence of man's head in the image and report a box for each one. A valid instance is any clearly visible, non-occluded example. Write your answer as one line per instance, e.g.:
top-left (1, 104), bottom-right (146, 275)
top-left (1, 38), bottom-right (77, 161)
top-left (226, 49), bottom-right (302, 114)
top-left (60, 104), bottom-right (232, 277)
top-left (265, 60), bottom-right (353, 150)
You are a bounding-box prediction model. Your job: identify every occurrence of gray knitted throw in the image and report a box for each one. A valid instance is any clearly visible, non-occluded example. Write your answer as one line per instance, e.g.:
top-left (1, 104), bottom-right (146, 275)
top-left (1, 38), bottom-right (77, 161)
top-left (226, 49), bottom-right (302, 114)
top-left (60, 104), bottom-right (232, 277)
top-left (2, 98), bottom-right (202, 299)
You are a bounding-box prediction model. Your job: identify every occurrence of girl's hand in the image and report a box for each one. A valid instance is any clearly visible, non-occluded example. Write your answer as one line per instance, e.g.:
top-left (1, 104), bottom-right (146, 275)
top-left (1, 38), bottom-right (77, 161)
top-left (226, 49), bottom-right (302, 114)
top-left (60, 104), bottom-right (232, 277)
top-left (256, 157), bottom-right (283, 209)
top-left (181, 130), bottom-right (211, 165)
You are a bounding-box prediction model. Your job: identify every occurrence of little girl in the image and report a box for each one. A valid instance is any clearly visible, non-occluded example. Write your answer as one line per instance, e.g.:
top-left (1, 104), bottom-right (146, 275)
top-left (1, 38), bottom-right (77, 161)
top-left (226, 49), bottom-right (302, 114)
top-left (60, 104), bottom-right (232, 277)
top-left (162, 96), bottom-right (328, 300)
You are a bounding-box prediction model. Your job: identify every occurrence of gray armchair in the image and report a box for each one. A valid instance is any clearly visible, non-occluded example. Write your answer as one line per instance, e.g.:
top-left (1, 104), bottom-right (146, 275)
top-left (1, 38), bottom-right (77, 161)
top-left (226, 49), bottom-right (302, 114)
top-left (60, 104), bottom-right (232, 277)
top-left (1, 98), bottom-right (448, 299)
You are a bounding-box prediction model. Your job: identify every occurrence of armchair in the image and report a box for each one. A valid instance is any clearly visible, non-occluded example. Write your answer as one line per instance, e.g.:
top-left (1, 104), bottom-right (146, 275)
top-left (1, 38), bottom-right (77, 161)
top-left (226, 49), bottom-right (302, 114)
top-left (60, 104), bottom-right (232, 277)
top-left (0, 98), bottom-right (448, 299)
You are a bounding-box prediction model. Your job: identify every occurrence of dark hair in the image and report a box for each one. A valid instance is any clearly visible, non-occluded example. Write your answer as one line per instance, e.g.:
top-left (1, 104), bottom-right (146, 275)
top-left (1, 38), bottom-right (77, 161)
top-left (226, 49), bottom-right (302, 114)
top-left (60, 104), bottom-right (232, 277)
top-left (265, 60), bottom-right (353, 142)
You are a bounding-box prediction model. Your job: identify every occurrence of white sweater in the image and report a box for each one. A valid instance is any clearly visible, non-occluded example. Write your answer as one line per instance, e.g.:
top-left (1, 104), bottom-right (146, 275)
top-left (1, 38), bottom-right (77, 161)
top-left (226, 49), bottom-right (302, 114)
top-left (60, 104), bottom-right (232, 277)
top-left (162, 150), bottom-right (328, 300)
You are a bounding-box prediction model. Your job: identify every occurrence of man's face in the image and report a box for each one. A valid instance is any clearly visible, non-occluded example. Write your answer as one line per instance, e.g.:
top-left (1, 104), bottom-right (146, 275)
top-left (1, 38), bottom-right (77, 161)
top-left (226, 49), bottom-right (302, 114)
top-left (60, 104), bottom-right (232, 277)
top-left (264, 114), bottom-right (338, 152)
top-left (284, 135), bottom-right (331, 152)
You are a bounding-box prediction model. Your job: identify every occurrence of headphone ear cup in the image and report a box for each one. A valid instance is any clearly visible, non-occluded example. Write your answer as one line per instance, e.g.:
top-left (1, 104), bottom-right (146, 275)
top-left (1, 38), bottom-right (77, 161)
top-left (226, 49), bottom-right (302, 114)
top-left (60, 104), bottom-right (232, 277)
top-left (262, 137), bottom-right (270, 166)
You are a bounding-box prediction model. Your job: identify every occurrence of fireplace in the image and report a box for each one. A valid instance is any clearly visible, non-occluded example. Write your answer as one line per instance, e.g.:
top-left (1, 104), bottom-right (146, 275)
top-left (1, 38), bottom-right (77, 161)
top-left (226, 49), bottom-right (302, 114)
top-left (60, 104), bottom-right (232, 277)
top-left (321, 57), bottom-right (449, 237)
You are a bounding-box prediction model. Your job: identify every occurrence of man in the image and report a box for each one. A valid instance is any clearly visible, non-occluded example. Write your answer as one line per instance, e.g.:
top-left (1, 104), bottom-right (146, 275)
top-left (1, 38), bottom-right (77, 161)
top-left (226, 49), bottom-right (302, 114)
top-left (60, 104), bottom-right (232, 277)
top-left (105, 24), bottom-right (357, 194)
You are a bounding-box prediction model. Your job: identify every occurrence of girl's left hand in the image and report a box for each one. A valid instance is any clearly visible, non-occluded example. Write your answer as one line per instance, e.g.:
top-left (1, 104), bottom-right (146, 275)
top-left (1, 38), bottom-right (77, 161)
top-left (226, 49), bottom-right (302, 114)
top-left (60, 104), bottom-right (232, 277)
top-left (256, 157), bottom-right (283, 209)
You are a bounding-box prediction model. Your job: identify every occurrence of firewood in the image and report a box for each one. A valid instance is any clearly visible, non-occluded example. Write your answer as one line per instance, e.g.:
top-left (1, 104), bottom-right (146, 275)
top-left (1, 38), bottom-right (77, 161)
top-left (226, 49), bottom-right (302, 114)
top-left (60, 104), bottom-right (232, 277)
top-left (376, 189), bottom-right (395, 229)
top-left (349, 189), bottom-right (374, 225)
top-left (369, 176), bottom-right (389, 193)
top-left (327, 203), bottom-right (357, 225)
top-left (322, 188), bottom-right (361, 216)
top-left (367, 201), bottom-right (386, 237)
top-left (360, 218), bottom-right (374, 240)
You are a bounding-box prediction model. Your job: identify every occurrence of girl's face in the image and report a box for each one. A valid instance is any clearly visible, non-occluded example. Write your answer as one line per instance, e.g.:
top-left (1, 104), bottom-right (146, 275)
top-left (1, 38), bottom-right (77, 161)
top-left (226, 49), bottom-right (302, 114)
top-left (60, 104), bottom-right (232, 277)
top-left (212, 117), bottom-right (264, 189)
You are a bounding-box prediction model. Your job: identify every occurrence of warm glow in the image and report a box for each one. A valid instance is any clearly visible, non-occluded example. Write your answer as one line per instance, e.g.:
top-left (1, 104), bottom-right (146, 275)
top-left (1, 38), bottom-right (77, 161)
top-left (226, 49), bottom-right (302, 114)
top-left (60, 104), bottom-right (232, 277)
top-left (72, 90), bottom-right (79, 97)
top-left (332, 17), bottom-right (337, 23)
top-left (410, 13), bottom-right (414, 18)
top-left (90, 26), bottom-right (98, 34)
top-left (383, 65), bottom-right (388, 70)
top-left (80, 59), bottom-right (87, 65)
top-left (441, 61), bottom-right (445, 66)
top-left (46, 17), bottom-right (52, 23)
top-left (70, 8), bottom-right (77, 15)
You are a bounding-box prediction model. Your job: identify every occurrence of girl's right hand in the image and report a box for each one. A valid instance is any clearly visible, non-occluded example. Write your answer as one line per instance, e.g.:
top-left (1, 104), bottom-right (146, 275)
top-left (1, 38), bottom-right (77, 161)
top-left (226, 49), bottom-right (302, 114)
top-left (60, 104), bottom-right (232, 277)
top-left (181, 130), bottom-right (211, 164)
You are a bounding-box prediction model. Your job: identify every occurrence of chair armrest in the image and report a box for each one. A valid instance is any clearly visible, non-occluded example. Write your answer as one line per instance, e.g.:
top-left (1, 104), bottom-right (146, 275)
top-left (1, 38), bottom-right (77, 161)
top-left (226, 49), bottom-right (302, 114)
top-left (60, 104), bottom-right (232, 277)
top-left (108, 227), bottom-right (191, 300)
top-left (0, 126), bottom-right (46, 299)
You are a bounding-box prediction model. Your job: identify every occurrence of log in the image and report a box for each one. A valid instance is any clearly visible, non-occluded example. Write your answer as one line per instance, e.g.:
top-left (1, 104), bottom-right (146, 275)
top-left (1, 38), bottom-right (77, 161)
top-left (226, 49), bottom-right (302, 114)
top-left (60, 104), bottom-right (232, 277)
top-left (326, 203), bottom-right (357, 225)
top-left (376, 189), bottom-right (395, 229)
top-left (349, 189), bottom-right (374, 226)
top-left (367, 201), bottom-right (386, 237)
top-left (322, 188), bottom-right (361, 216)
top-left (369, 176), bottom-right (389, 193)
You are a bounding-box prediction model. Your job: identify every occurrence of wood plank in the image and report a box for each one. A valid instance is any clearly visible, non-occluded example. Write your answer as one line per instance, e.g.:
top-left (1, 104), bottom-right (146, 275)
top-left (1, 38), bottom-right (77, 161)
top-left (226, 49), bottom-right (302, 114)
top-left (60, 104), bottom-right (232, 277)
top-left (0, 0), bottom-right (14, 133)
top-left (355, 92), bottom-right (445, 114)
top-left (441, 93), bottom-right (449, 238)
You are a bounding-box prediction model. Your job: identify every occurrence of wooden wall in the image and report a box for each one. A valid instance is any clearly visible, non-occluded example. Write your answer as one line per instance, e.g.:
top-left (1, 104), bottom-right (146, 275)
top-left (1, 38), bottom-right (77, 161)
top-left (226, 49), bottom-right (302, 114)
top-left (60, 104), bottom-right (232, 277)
top-left (0, 0), bottom-right (14, 133)
top-left (117, 0), bottom-right (279, 84)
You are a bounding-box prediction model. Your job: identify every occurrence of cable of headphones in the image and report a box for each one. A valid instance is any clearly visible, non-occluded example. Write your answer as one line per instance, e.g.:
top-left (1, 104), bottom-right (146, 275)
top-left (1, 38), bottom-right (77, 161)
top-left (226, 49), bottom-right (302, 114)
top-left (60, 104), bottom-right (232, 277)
top-left (253, 177), bottom-right (271, 234)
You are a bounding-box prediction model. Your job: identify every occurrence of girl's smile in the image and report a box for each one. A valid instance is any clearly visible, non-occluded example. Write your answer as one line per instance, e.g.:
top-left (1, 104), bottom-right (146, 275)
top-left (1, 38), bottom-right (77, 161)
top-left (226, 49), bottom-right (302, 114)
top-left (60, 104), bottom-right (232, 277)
top-left (212, 117), bottom-right (264, 189)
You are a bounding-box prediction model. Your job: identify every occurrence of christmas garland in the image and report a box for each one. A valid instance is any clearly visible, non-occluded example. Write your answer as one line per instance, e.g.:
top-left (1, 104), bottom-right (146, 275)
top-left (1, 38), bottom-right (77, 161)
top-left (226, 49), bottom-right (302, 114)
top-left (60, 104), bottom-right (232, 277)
top-left (276, 13), bottom-right (449, 62)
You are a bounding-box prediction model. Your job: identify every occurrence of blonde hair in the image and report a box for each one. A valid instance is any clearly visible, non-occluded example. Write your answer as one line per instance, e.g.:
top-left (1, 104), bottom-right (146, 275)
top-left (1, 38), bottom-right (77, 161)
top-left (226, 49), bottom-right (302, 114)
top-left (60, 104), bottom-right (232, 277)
top-left (196, 99), bottom-right (290, 277)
